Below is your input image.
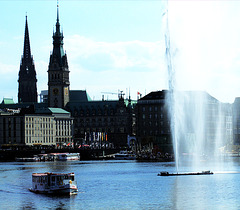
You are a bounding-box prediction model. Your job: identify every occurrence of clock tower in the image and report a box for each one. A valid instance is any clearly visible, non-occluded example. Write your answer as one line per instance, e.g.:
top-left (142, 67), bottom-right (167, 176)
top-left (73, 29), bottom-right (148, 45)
top-left (48, 4), bottom-right (70, 108)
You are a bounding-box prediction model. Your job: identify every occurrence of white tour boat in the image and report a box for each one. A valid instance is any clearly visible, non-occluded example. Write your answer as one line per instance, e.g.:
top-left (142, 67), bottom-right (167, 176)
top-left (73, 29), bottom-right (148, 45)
top-left (29, 172), bottom-right (78, 195)
top-left (114, 151), bottom-right (136, 160)
top-left (55, 153), bottom-right (80, 161)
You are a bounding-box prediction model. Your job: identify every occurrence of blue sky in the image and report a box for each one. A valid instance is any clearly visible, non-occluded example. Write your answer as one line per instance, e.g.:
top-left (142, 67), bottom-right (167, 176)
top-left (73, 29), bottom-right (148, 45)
top-left (1, 0), bottom-right (240, 103)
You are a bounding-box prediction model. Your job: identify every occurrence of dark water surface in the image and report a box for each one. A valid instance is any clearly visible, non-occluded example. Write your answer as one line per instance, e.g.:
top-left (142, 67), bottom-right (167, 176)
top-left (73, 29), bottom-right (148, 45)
top-left (0, 159), bottom-right (240, 209)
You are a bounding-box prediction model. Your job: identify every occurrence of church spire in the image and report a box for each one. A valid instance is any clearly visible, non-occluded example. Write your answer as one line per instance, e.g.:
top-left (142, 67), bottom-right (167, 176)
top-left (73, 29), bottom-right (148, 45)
top-left (23, 15), bottom-right (31, 61)
top-left (18, 15), bottom-right (37, 103)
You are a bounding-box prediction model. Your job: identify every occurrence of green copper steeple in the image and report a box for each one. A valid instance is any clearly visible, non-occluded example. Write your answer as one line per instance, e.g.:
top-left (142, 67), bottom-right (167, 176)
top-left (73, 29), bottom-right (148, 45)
top-left (52, 3), bottom-right (65, 65)
top-left (48, 3), bottom-right (70, 108)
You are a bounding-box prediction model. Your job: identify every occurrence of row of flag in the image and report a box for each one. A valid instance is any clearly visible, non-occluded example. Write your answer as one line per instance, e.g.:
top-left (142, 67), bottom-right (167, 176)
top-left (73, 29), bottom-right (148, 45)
top-left (84, 132), bottom-right (108, 142)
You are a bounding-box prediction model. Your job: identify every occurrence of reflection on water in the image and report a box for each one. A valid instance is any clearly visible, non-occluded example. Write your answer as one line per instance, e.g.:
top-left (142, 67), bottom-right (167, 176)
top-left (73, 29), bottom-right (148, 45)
top-left (0, 160), bottom-right (240, 209)
top-left (172, 172), bottom-right (240, 209)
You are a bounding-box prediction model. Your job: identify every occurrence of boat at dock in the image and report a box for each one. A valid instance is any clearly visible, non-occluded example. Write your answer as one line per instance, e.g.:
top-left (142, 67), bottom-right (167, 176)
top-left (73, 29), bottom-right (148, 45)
top-left (29, 172), bottom-right (78, 195)
top-left (114, 151), bottom-right (136, 160)
top-left (55, 153), bottom-right (80, 161)
top-left (15, 152), bottom-right (80, 162)
top-left (15, 156), bottom-right (40, 162)
top-left (158, 170), bottom-right (214, 176)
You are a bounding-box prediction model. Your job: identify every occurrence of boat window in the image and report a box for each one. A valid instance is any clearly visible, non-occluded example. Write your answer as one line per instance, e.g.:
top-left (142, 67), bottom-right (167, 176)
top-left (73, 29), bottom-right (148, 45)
top-left (52, 176), bottom-right (55, 182)
top-left (71, 176), bottom-right (74, 181)
top-left (65, 175), bottom-right (68, 179)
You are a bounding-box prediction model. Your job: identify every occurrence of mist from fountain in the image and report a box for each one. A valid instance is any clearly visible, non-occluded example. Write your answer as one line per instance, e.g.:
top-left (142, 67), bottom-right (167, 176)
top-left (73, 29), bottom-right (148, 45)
top-left (164, 5), bottom-right (232, 172)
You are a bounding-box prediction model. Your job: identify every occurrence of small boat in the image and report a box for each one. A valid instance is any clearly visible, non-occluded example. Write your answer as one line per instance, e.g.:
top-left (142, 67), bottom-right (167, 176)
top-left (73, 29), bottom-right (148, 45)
top-left (29, 172), bottom-right (78, 195)
top-left (114, 151), bottom-right (136, 160)
top-left (158, 170), bottom-right (214, 176)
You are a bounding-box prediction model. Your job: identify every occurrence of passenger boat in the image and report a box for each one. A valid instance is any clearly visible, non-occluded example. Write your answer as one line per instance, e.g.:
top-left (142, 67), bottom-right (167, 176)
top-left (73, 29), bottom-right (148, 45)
top-left (114, 151), bottom-right (136, 160)
top-left (54, 153), bottom-right (80, 161)
top-left (29, 172), bottom-right (78, 195)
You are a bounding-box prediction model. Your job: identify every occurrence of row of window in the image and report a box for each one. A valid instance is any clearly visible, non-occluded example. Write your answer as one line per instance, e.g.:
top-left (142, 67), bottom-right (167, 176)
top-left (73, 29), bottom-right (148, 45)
top-left (26, 130), bottom-right (54, 136)
top-left (26, 124), bottom-right (53, 129)
top-left (26, 117), bottom-right (53, 123)
top-left (26, 138), bottom-right (54, 144)
top-left (141, 130), bottom-right (170, 136)
top-left (142, 114), bottom-right (163, 119)
top-left (142, 106), bottom-right (163, 112)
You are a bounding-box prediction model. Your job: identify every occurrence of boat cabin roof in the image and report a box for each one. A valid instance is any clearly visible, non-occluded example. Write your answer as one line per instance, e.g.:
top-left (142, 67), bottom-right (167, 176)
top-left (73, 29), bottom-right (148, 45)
top-left (32, 172), bottom-right (74, 177)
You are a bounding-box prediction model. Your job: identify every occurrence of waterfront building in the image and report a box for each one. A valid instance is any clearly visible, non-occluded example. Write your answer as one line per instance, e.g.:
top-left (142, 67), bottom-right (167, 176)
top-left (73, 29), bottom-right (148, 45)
top-left (18, 16), bottom-right (37, 103)
top-left (66, 91), bottom-right (136, 148)
top-left (136, 90), bottom-right (172, 153)
top-left (136, 90), bottom-right (232, 154)
top-left (0, 106), bottom-right (73, 148)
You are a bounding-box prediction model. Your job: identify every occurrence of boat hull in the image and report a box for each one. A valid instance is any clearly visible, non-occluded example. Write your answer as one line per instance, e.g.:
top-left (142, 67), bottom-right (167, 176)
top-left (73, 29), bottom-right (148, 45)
top-left (29, 186), bottom-right (78, 195)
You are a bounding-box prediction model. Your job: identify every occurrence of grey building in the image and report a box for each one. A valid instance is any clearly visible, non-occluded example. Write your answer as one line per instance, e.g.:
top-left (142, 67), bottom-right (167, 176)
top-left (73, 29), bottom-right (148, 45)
top-left (0, 106), bottom-right (73, 148)
top-left (136, 90), bottom-right (171, 153)
top-left (136, 90), bottom-right (232, 154)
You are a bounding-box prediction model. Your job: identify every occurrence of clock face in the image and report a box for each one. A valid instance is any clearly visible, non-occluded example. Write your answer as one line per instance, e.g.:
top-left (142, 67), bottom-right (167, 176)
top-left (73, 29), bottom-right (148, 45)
top-left (65, 87), bottom-right (68, 95)
top-left (53, 88), bottom-right (59, 95)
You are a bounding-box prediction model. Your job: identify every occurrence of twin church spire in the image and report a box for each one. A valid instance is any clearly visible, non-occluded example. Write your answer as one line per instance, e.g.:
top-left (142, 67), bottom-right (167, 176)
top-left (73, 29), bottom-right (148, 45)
top-left (18, 3), bottom-right (70, 108)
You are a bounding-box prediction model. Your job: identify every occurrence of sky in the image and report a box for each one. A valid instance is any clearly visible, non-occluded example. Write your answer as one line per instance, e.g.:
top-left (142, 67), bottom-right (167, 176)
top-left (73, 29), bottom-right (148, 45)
top-left (0, 0), bottom-right (240, 103)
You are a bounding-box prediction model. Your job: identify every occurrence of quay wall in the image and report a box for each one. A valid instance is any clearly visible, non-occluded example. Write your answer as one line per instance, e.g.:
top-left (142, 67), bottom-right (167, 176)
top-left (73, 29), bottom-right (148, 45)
top-left (0, 148), bottom-right (119, 161)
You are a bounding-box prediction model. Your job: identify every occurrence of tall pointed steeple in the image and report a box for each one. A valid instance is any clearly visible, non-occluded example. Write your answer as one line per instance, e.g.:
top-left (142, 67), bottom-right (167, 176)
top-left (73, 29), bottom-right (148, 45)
top-left (48, 2), bottom-right (70, 108)
top-left (18, 15), bottom-right (38, 103)
top-left (51, 3), bottom-right (65, 66)
top-left (23, 15), bottom-right (31, 61)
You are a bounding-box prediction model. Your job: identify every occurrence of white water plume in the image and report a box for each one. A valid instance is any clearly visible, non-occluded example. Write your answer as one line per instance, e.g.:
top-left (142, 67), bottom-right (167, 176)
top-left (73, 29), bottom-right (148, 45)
top-left (164, 3), bottom-right (233, 172)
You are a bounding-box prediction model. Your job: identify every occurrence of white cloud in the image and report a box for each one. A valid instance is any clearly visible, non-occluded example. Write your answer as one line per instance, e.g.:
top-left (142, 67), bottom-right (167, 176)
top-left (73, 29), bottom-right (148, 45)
top-left (64, 35), bottom-right (167, 100)
top-left (65, 35), bottom-right (164, 70)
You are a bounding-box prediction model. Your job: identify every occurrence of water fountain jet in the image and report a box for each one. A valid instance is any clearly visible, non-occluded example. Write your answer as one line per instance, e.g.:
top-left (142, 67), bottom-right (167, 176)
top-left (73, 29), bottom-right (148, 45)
top-left (163, 3), bottom-right (232, 174)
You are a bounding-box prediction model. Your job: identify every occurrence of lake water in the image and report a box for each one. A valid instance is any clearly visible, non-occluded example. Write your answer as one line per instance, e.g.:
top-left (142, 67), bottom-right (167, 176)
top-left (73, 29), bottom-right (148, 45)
top-left (0, 158), bottom-right (240, 209)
